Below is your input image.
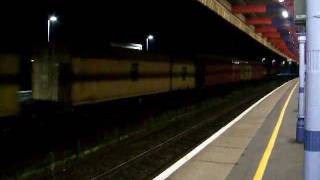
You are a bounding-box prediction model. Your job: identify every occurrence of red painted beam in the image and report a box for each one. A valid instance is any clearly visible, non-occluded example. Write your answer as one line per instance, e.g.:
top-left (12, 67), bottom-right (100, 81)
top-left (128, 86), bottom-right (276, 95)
top-left (263, 32), bottom-right (281, 38)
top-left (275, 44), bottom-right (287, 49)
top-left (232, 5), bottom-right (267, 13)
top-left (247, 18), bottom-right (272, 25)
top-left (255, 26), bottom-right (277, 33)
top-left (269, 38), bottom-right (284, 42)
top-left (256, 26), bottom-right (277, 33)
top-left (269, 38), bottom-right (283, 44)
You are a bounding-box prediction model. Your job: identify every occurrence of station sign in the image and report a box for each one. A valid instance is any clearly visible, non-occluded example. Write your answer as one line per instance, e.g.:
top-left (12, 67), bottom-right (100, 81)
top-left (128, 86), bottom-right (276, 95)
top-left (295, 0), bottom-right (306, 25)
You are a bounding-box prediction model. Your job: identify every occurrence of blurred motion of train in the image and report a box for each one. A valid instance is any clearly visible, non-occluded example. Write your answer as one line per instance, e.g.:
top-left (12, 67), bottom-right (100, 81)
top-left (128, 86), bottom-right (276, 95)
top-left (0, 54), bottom-right (20, 117)
top-left (1, 50), bottom-right (271, 117)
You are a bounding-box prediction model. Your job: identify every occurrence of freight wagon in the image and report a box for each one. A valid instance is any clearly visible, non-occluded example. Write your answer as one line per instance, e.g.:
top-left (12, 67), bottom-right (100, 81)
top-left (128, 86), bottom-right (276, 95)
top-left (32, 51), bottom-right (268, 106)
top-left (0, 54), bottom-right (20, 117)
top-left (32, 51), bottom-right (196, 105)
top-left (197, 56), bottom-right (267, 87)
top-left (1, 50), bottom-right (270, 117)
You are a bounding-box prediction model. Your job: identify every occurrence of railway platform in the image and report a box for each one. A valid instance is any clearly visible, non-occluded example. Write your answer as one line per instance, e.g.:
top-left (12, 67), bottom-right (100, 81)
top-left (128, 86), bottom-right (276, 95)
top-left (154, 79), bottom-right (303, 180)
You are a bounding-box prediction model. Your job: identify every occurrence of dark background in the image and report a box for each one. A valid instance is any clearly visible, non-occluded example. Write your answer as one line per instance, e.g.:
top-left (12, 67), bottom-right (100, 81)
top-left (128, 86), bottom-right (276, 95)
top-left (0, 0), bottom-right (284, 60)
top-left (2, 0), bottom-right (287, 90)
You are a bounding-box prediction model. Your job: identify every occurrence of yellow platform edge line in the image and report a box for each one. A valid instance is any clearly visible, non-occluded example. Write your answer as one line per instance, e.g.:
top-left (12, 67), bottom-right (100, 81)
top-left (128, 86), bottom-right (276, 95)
top-left (253, 82), bottom-right (298, 180)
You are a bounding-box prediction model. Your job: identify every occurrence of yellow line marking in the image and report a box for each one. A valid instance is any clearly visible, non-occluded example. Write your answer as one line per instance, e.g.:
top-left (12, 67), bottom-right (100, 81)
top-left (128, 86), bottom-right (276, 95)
top-left (253, 82), bottom-right (298, 180)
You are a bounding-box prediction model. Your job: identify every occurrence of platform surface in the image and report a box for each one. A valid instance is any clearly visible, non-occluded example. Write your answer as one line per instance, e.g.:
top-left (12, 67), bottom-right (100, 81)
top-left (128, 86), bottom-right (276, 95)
top-left (156, 79), bottom-right (303, 180)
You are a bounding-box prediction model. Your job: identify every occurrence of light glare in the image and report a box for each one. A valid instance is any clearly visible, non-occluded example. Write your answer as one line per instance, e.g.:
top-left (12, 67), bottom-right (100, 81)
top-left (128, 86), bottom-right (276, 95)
top-left (147, 35), bottom-right (154, 40)
top-left (49, 16), bottom-right (58, 22)
top-left (282, 10), bottom-right (289, 18)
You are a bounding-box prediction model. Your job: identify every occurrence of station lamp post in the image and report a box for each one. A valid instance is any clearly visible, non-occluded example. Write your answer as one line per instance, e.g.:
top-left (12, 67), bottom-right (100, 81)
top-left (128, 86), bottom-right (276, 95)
top-left (304, 0), bottom-right (320, 178)
top-left (48, 15), bottom-right (58, 43)
top-left (296, 35), bottom-right (306, 143)
top-left (146, 35), bottom-right (154, 51)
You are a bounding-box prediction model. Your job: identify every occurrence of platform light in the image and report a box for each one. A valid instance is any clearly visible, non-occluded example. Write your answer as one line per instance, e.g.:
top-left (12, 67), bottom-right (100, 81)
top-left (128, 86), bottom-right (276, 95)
top-left (262, 58), bottom-right (266, 63)
top-left (146, 34), bottom-right (155, 51)
top-left (279, 0), bottom-right (284, 3)
top-left (232, 60), bottom-right (240, 64)
top-left (31, 59), bottom-right (35, 63)
top-left (49, 16), bottom-right (58, 22)
top-left (147, 35), bottom-right (154, 40)
top-left (110, 42), bottom-right (143, 51)
top-left (282, 10), bottom-right (289, 18)
top-left (272, 59), bottom-right (276, 64)
top-left (48, 15), bottom-right (58, 43)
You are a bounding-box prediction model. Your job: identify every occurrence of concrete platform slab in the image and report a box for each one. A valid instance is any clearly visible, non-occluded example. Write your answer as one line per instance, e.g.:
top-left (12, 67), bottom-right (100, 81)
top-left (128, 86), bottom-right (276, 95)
top-left (194, 146), bottom-right (243, 163)
top-left (168, 161), bottom-right (233, 180)
top-left (222, 123), bottom-right (260, 138)
top-left (209, 136), bottom-right (251, 149)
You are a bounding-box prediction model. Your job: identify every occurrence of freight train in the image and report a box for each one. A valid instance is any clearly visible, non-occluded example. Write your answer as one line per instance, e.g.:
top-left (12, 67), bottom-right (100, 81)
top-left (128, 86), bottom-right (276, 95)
top-left (0, 54), bottom-right (20, 117)
top-left (1, 51), bottom-right (270, 117)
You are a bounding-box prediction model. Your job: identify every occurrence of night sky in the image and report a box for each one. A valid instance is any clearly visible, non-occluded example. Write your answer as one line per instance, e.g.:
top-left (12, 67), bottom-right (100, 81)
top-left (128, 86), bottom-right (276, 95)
top-left (0, 0), bottom-right (284, 60)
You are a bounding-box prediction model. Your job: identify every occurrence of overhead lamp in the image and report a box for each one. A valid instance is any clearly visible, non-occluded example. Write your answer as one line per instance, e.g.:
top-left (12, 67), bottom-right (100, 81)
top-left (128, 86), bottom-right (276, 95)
top-left (282, 10), bottom-right (289, 18)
